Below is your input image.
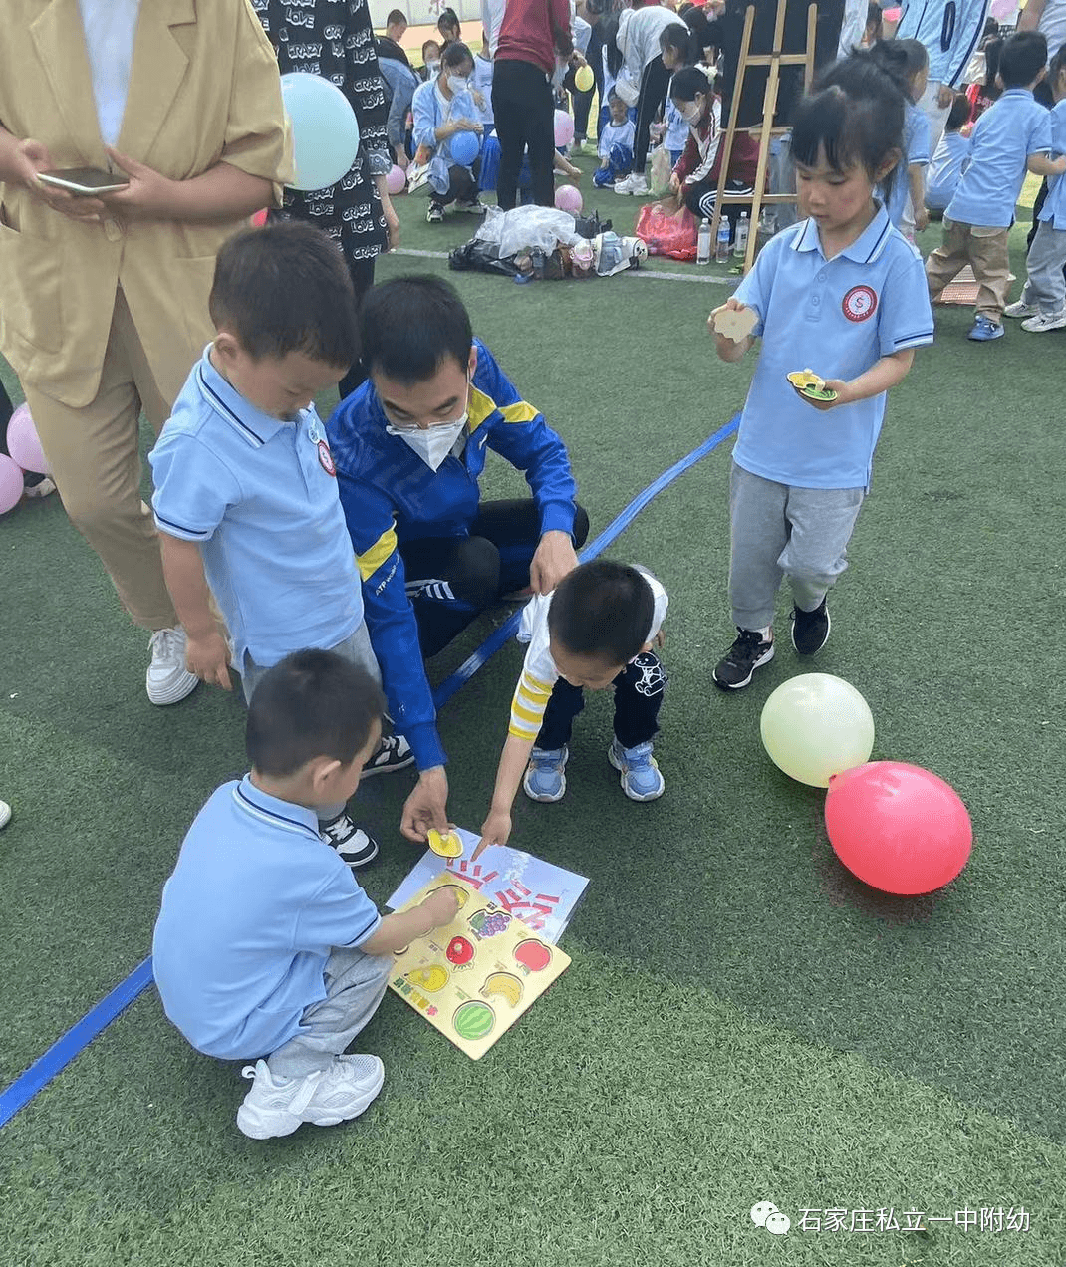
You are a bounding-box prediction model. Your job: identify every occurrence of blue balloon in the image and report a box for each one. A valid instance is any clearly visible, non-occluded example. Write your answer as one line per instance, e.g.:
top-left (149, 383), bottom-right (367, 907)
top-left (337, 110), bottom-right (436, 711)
top-left (281, 73), bottom-right (361, 191)
top-left (450, 128), bottom-right (481, 167)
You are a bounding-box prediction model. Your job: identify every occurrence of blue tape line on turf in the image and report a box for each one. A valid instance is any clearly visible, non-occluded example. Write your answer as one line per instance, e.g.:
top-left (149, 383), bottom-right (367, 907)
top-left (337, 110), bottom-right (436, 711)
top-left (0, 956), bottom-right (154, 1129)
top-left (0, 414), bottom-right (738, 1129)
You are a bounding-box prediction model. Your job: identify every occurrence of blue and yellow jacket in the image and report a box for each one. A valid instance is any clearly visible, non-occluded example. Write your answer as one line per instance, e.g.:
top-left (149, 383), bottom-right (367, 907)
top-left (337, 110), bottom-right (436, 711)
top-left (326, 340), bottom-right (579, 772)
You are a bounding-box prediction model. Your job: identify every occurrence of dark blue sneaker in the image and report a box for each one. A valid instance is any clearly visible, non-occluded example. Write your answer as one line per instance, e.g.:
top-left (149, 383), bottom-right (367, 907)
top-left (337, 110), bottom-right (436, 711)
top-left (523, 746), bottom-right (569, 802)
top-left (967, 316), bottom-right (1004, 341)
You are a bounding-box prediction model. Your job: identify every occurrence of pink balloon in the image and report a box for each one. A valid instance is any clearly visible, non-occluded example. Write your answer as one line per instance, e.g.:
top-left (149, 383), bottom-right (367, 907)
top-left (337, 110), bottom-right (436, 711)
top-left (0, 454), bottom-right (24, 514)
top-left (825, 761), bottom-right (972, 895)
top-left (554, 183), bottom-right (583, 213)
top-left (386, 164), bottom-right (406, 195)
top-left (554, 109), bottom-right (575, 147)
top-left (6, 402), bottom-right (50, 475)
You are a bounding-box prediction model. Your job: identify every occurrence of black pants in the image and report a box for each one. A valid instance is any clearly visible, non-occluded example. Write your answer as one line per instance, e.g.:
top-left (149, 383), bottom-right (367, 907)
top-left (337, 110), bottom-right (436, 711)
top-left (429, 161), bottom-right (481, 209)
top-left (492, 58), bottom-right (556, 209)
top-left (398, 498), bottom-right (590, 658)
top-left (339, 255), bottom-right (377, 400)
top-left (536, 650), bottom-right (667, 751)
top-left (634, 56), bottom-right (672, 173)
top-left (572, 26), bottom-right (603, 140)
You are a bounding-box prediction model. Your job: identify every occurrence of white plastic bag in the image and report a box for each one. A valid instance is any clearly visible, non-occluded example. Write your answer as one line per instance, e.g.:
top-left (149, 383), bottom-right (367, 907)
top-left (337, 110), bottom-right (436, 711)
top-left (475, 205), bottom-right (583, 259)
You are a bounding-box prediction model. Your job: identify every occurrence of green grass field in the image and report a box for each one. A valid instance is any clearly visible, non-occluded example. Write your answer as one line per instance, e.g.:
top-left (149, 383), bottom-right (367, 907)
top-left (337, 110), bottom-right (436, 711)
top-left (1, 164), bottom-right (1064, 1266)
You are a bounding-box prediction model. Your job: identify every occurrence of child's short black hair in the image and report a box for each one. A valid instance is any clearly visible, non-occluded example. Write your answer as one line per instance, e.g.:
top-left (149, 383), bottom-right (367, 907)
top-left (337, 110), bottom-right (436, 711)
top-left (441, 39), bottom-right (474, 71)
top-left (873, 37), bottom-right (929, 99)
top-left (661, 22), bottom-right (698, 64)
top-left (791, 48), bottom-right (907, 203)
top-left (209, 222), bottom-right (357, 367)
top-left (669, 65), bottom-right (713, 103)
top-left (360, 275), bottom-right (472, 382)
top-left (421, 38), bottom-right (440, 58)
top-left (246, 649), bottom-right (385, 778)
top-left (547, 560), bottom-right (655, 665)
top-left (998, 31), bottom-right (1049, 89)
top-left (387, 9), bottom-right (407, 26)
top-left (946, 91), bottom-right (971, 132)
top-left (1051, 40), bottom-right (1066, 82)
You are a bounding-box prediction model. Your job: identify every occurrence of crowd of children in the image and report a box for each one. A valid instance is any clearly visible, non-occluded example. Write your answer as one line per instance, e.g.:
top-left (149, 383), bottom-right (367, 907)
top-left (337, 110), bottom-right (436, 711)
top-left (75, 13), bottom-right (1063, 1141)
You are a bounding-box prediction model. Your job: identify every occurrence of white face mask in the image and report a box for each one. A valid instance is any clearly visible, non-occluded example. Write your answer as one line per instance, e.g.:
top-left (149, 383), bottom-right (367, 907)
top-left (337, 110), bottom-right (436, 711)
top-left (679, 99), bottom-right (703, 124)
top-left (425, 59), bottom-right (439, 75)
top-left (387, 409), bottom-right (468, 470)
top-left (447, 74), bottom-right (469, 94)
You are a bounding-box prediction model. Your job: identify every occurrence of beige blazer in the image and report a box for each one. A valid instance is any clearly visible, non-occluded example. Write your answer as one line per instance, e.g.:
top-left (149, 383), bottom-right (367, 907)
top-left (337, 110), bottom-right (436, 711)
top-left (0, 0), bottom-right (294, 407)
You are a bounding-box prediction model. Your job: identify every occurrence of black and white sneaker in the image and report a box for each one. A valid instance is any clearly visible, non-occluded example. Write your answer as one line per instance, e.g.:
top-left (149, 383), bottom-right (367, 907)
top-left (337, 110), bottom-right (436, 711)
top-left (426, 202), bottom-right (444, 223)
top-left (320, 813), bottom-right (379, 868)
top-left (790, 598), bottom-right (831, 655)
top-left (712, 629), bottom-right (775, 690)
top-left (361, 733), bottom-right (415, 778)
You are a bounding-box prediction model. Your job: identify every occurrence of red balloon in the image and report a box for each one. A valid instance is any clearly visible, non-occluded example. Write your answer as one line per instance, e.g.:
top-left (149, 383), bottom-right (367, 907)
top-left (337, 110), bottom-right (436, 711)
top-left (825, 761), bottom-right (972, 895)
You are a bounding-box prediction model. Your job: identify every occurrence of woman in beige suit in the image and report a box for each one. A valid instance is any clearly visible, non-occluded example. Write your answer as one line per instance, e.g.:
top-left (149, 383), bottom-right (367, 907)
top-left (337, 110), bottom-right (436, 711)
top-left (0, 0), bottom-right (292, 703)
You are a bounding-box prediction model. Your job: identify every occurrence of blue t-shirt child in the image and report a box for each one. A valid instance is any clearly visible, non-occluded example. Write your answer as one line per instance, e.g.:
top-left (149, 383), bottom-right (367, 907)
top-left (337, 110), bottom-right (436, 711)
top-left (945, 88), bottom-right (1053, 228)
top-left (1038, 98), bottom-right (1066, 230)
top-left (599, 118), bottom-right (636, 159)
top-left (152, 776), bottom-right (382, 1059)
top-left (926, 129), bottom-right (972, 212)
top-left (149, 348), bottom-right (363, 670)
top-left (884, 103), bottom-right (931, 228)
top-left (732, 204), bottom-right (934, 490)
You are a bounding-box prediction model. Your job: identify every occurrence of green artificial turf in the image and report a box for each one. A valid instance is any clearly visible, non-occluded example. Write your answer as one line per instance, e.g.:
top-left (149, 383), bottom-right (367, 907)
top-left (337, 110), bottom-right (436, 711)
top-left (1, 174), bottom-right (1064, 1265)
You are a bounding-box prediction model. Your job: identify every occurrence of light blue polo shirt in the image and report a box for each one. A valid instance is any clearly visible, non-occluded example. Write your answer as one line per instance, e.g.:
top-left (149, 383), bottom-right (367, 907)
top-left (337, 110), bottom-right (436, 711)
top-left (149, 348), bottom-right (363, 667)
top-left (884, 104), bottom-right (931, 229)
top-left (1038, 99), bottom-right (1066, 231)
top-left (152, 777), bottom-right (382, 1060)
top-left (732, 205), bottom-right (934, 490)
top-left (945, 89), bottom-right (1053, 229)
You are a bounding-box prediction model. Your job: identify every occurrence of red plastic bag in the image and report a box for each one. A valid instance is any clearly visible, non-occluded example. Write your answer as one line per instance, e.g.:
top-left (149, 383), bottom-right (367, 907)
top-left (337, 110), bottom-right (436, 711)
top-left (635, 202), bottom-right (698, 262)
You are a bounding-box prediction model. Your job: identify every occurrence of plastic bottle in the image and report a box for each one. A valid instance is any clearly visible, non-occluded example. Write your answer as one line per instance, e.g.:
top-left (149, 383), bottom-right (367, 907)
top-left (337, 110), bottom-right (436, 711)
top-left (697, 217), bottom-right (712, 265)
top-left (714, 218), bottom-right (731, 263)
top-left (755, 207), bottom-right (777, 257)
top-left (733, 210), bottom-right (749, 258)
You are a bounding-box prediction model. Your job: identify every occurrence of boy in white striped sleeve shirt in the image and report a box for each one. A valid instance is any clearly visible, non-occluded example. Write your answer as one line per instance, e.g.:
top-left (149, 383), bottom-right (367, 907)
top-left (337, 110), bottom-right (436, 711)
top-left (474, 561), bottom-right (668, 860)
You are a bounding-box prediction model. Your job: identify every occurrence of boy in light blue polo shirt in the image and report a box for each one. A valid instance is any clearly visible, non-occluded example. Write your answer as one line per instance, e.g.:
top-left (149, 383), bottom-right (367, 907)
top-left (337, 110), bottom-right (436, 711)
top-left (926, 31), bottom-right (1066, 341)
top-left (149, 224), bottom-right (411, 868)
top-left (152, 651), bottom-right (459, 1139)
top-left (708, 48), bottom-right (934, 689)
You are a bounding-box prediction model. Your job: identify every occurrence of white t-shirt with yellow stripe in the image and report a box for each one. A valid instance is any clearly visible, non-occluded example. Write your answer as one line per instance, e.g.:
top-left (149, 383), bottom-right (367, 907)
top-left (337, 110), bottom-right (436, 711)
top-left (508, 567), bottom-right (668, 742)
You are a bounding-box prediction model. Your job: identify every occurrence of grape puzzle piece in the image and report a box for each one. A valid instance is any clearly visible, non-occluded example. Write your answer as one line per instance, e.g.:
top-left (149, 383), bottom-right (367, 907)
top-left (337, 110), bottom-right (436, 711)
top-left (389, 879), bottom-right (571, 1060)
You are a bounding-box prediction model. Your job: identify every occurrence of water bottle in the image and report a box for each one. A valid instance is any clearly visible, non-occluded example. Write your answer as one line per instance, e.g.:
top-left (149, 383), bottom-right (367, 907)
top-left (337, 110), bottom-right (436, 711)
top-left (697, 217), bottom-right (712, 265)
top-left (714, 218), bottom-right (731, 263)
top-left (733, 210), bottom-right (750, 258)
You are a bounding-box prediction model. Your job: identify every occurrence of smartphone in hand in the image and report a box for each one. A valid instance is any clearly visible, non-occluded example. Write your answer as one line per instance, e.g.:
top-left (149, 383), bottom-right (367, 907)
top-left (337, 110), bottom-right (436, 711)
top-left (38, 167), bottom-right (129, 196)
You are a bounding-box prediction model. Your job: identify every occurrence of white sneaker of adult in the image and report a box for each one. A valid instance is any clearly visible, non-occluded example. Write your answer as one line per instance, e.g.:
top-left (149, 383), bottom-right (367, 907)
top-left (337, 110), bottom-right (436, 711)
top-left (1021, 307), bottom-right (1066, 333)
top-left (624, 173), bottom-right (650, 196)
top-left (236, 1055), bottom-right (385, 1140)
top-left (145, 627), bottom-right (199, 705)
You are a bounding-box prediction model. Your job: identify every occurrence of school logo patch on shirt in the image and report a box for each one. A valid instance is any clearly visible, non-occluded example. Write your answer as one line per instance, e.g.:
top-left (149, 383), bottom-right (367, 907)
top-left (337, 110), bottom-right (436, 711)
top-left (317, 439), bottom-right (336, 476)
top-left (842, 285), bottom-right (878, 323)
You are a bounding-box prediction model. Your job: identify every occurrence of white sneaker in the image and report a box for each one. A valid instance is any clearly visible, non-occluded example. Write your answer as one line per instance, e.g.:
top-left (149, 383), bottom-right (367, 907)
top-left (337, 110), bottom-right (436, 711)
top-left (613, 173), bottom-right (638, 194)
top-left (618, 173), bottom-right (649, 196)
top-left (1021, 307), bottom-right (1066, 333)
top-left (145, 627), bottom-right (199, 705)
top-left (1003, 299), bottom-right (1038, 319)
top-left (236, 1055), bottom-right (385, 1140)
top-left (0, 800), bottom-right (10, 830)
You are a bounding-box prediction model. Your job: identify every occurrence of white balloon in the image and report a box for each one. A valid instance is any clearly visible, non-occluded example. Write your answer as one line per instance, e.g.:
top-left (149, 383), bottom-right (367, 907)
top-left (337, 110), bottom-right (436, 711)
top-left (760, 673), bottom-right (875, 788)
top-left (281, 73), bottom-right (361, 192)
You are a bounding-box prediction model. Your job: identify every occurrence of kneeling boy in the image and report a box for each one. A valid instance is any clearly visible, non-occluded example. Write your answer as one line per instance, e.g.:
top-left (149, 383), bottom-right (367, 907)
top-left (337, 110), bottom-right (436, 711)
top-left (152, 651), bottom-right (459, 1140)
top-left (475, 560), bottom-right (668, 859)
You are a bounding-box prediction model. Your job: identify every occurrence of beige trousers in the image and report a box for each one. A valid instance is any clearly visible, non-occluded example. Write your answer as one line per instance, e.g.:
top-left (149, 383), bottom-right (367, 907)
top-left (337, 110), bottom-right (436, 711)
top-left (925, 219), bottom-right (1011, 323)
top-left (24, 289), bottom-right (183, 631)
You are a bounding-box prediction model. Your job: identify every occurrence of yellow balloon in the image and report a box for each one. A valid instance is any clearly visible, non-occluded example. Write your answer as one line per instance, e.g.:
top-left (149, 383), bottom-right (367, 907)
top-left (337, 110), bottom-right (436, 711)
top-left (759, 673), bottom-right (874, 788)
top-left (575, 65), bottom-right (595, 93)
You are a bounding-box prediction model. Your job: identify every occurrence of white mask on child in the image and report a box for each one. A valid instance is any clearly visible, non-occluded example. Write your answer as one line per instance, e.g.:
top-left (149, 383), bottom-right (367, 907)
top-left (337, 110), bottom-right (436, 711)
top-left (448, 74), bottom-right (470, 94)
top-left (387, 408), bottom-right (469, 470)
top-left (679, 99), bottom-right (703, 124)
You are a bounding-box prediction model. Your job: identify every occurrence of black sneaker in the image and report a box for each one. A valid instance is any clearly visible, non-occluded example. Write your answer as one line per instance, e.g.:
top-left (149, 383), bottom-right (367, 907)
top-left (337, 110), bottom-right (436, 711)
top-left (426, 202), bottom-right (444, 223)
top-left (361, 733), bottom-right (415, 778)
top-left (712, 629), bottom-right (775, 690)
top-left (320, 813), bottom-right (379, 868)
top-left (790, 598), bottom-right (831, 655)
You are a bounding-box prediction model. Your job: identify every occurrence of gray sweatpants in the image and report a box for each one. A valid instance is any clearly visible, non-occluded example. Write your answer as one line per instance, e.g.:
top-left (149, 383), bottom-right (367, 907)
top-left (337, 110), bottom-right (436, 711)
top-left (729, 462), bottom-right (865, 631)
top-left (1021, 220), bottom-right (1066, 317)
top-left (267, 944), bottom-right (393, 1080)
top-left (241, 622), bottom-right (383, 822)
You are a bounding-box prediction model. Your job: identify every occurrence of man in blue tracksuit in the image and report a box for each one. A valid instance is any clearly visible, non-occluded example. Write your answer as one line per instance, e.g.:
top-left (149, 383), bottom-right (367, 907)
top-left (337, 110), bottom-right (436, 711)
top-left (327, 276), bottom-right (588, 844)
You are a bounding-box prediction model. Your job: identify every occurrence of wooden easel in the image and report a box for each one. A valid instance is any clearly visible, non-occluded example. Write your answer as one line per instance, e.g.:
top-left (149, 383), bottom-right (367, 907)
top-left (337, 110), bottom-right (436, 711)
top-left (708, 0), bottom-right (818, 274)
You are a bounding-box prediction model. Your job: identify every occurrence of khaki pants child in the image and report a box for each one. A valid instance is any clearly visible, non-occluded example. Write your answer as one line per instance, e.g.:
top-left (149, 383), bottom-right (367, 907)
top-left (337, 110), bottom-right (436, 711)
top-left (925, 218), bottom-right (1011, 324)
